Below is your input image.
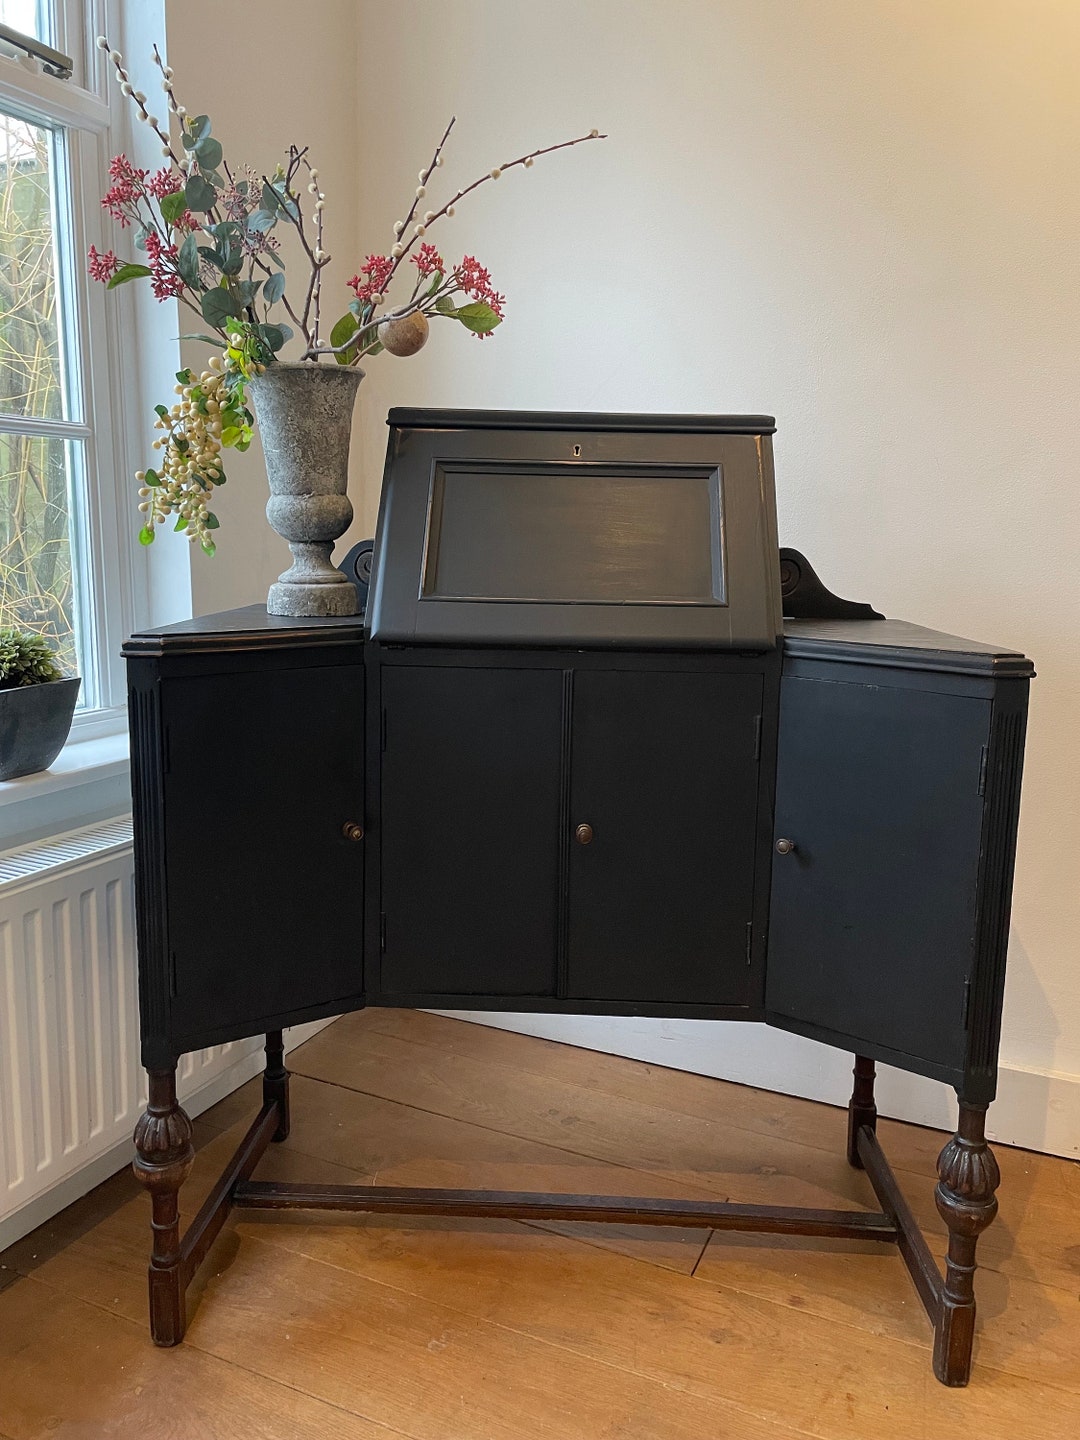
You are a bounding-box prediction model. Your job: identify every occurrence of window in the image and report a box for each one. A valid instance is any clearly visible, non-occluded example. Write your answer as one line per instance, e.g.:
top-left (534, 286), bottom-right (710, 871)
top-left (1, 0), bottom-right (149, 733)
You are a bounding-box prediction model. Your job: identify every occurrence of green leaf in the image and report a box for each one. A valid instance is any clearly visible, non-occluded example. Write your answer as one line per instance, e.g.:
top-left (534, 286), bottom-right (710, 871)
top-left (174, 515), bottom-right (188, 532)
top-left (144, 468), bottom-right (160, 486)
top-left (361, 339), bottom-right (384, 358)
top-left (330, 311), bottom-right (359, 365)
top-left (425, 271), bottom-right (444, 297)
top-left (154, 403), bottom-right (170, 419)
top-left (139, 525), bottom-right (155, 546)
top-left (200, 287), bottom-right (241, 326)
top-left (201, 538), bottom-right (216, 556)
top-left (220, 425), bottom-right (241, 447)
top-left (188, 114), bottom-right (212, 142)
top-left (247, 208), bottom-right (277, 234)
top-left (133, 226), bottom-right (150, 251)
top-left (233, 279), bottom-right (261, 308)
top-left (184, 174), bottom-right (217, 213)
top-left (434, 294), bottom-right (458, 315)
top-left (205, 512), bottom-right (220, 529)
top-left (178, 332), bottom-right (220, 345)
top-left (453, 301), bottom-right (503, 334)
top-left (262, 271), bottom-right (285, 305)
top-left (219, 246), bottom-right (243, 277)
top-left (256, 323), bottom-right (286, 353)
top-left (261, 181), bottom-right (280, 212)
top-left (177, 232), bottom-right (201, 287)
top-left (106, 262), bottom-right (151, 289)
top-left (266, 247), bottom-right (286, 269)
top-left (195, 136), bottom-right (223, 171)
top-left (160, 191), bottom-right (187, 225)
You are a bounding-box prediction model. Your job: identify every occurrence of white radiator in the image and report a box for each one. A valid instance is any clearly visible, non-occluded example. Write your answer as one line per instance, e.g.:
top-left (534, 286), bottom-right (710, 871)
top-left (0, 817), bottom-right (323, 1251)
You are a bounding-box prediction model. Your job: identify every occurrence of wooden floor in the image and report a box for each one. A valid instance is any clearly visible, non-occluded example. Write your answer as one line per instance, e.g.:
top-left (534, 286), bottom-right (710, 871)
top-left (2, 1011), bottom-right (1079, 1439)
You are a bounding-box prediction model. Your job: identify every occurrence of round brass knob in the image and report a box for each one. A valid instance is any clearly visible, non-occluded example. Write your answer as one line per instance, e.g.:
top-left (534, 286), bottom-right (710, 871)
top-left (575, 823), bottom-right (594, 846)
top-left (775, 837), bottom-right (795, 855)
top-left (343, 821), bottom-right (365, 842)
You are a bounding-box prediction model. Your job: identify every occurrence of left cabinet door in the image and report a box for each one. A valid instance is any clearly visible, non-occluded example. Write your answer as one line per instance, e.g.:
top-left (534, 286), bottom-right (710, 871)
top-left (163, 663), bottom-right (365, 1047)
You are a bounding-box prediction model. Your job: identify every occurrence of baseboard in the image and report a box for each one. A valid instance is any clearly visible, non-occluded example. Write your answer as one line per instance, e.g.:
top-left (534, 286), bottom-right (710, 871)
top-left (437, 1012), bottom-right (1080, 1160)
top-left (0, 1019), bottom-right (332, 1253)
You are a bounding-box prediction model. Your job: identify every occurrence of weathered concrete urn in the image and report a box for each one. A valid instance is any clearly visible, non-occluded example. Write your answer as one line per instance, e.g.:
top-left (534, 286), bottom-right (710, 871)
top-left (247, 362), bottom-right (364, 616)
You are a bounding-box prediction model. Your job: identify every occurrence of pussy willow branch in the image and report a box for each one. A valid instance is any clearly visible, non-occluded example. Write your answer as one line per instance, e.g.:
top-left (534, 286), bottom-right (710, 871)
top-left (385, 114), bottom-right (457, 290)
top-left (392, 128), bottom-right (606, 275)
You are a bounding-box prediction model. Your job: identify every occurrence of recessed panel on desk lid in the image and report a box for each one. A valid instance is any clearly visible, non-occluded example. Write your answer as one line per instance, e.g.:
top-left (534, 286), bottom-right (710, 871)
top-left (422, 465), bottom-right (724, 606)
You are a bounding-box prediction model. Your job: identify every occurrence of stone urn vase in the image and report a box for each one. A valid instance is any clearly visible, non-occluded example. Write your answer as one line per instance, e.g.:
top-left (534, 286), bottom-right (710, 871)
top-left (247, 362), bottom-right (364, 617)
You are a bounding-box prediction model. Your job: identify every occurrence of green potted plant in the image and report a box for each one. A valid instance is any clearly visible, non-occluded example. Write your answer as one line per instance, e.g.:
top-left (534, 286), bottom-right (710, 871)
top-left (0, 628), bottom-right (81, 781)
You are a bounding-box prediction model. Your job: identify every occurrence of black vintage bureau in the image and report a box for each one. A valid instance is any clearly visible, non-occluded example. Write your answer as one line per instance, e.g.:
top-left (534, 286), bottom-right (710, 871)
top-left (124, 409), bottom-right (1033, 1385)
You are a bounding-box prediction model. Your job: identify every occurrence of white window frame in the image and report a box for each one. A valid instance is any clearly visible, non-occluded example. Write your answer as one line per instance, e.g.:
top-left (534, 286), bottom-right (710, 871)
top-left (0, 0), bottom-right (177, 748)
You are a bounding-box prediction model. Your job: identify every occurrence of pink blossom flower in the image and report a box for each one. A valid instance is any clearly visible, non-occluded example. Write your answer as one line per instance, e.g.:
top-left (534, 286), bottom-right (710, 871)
top-left (411, 243), bottom-right (445, 277)
top-left (101, 153), bottom-right (148, 226)
top-left (453, 254), bottom-right (505, 336)
top-left (87, 245), bottom-right (121, 282)
top-left (146, 166), bottom-right (182, 200)
top-left (348, 254), bottom-right (394, 303)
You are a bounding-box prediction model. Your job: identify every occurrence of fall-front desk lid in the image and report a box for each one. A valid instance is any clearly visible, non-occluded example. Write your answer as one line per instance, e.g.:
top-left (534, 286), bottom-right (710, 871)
top-left (367, 409), bottom-right (783, 649)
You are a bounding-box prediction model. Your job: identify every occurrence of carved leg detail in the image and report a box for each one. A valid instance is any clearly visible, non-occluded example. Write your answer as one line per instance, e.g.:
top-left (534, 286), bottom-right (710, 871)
top-left (933, 1101), bottom-right (1000, 1386)
top-left (846, 1055), bottom-right (877, 1168)
top-left (132, 1067), bottom-right (195, 1347)
top-left (264, 1030), bottom-right (291, 1143)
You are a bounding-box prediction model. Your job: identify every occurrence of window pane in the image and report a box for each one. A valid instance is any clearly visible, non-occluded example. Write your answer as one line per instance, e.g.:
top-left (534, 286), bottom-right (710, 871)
top-left (0, 1), bottom-right (51, 43)
top-left (0, 429), bottom-right (82, 681)
top-left (0, 110), bottom-right (64, 421)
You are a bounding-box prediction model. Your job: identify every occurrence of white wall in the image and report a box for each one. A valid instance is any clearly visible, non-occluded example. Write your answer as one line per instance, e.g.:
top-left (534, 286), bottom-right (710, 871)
top-left (161, 1), bottom-right (1080, 1153)
top-left (163, 0), bottom-right (363, 617)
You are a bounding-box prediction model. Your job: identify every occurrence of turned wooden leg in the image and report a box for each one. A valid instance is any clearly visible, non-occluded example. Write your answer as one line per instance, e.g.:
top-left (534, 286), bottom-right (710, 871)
top-left (132, 1067), bottom-right (195, 1347)
top-left (264, 1029), bottom-right (290, 1143)
top-left (933, 1100), bottom-right (1000, 1386)
top-left (846, 1055), bottom-right (877, 1168)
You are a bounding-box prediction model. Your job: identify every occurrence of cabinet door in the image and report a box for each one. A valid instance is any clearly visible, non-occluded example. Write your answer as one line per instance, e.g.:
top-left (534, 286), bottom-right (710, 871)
top-left (766, 674), bottom-right (989, 1079)
top-left (165, 663), bottom-right (365, 1044)
top-left (379, 665), bottom-right (563, 997)
top-left (567, 670), bottom-right (762, 1005)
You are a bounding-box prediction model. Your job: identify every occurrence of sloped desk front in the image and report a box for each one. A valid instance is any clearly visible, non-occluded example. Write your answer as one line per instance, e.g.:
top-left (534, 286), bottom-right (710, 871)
top-left (124, 604), bottom-right (1031, 1385)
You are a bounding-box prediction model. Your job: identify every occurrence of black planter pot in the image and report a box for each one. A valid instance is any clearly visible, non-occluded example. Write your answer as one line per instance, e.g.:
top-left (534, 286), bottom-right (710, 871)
top-left (0, 677), bottom-right (81, 781)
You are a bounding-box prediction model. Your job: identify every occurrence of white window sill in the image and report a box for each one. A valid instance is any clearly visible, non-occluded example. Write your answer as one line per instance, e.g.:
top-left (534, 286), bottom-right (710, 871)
top-left (0, 732), bottom-right (131, 850)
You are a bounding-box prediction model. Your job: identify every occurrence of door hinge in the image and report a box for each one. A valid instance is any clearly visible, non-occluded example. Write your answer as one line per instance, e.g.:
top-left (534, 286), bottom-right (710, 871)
top-left (962, 976), bottom-right (973, 1028)
top-left (745, 920), bottom-right (754, 966)
top-left (978, 745), bottom-right (988, 796)
top-left (753, 713), bottom-right (762, 762)
top-left (380, 912), bottom-right (387, 953)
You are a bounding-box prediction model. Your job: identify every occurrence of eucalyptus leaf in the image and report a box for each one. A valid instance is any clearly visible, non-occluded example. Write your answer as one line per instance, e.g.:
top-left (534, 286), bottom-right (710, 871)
top-left (200, 287), bottom-right (241, 326)
top-left (134, 226), bottom-right (150, 251)
top-left (189, 114), bottom-right (211, 141)
top-left (184, 174), bottom-right (217, 213)
top-left (177, 232), bottom-right (201, 288)
top-left (234, 279), bottom-right (261, 308)
top-left (261, 181), bottom-right (280, 212)
top-left (160, 191), bottom-right (187, 225)
top-left (106, 262), bottom-right (151, 289)
top-left (262, 271), bottom-right (285, 305)
top-left (257, 324), bottom-right (286, 353)
top-left (247, 208), bottom-right (277, 234)
top-left (195, 136), bottom-right (223, 171)
top-left (219, 246), bottom-right (243, 277)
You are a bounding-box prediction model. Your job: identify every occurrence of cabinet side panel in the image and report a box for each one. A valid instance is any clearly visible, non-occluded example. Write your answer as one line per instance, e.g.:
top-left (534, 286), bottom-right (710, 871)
top-left (127, 660), bottom-right (172, 1069)
top-left (965, 679), bottom-right (1030, 1102)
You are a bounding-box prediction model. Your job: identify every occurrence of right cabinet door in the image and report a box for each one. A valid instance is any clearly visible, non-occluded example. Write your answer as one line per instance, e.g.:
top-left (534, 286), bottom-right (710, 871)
top-left (567, 669), bottom-right (762, 1005)
top-left (766, 672), bottom-right (990, 1079)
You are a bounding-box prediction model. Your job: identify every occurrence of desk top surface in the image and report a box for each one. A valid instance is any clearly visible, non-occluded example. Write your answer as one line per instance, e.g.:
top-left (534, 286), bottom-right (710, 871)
top-left (123, 606), bottom-right (1034, 678)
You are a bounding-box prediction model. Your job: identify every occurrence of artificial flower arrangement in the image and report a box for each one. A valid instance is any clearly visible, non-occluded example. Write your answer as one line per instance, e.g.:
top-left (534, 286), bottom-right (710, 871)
top-left (90, 36), bottom-right (604, 556)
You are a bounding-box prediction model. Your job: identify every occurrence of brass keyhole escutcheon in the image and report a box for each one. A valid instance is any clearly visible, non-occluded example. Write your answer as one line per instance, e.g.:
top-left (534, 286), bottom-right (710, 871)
top-left (575, 823), bottom-right (594, 845)
top-left (343, 821), bottom-right (364, 842)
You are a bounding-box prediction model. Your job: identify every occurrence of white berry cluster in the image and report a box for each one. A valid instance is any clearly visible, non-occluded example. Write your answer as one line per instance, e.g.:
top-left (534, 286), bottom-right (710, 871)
top-left (136, 360), bottom-right (228, 555)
